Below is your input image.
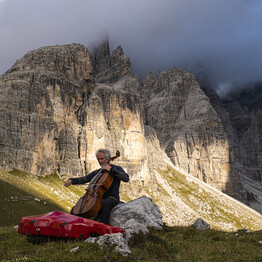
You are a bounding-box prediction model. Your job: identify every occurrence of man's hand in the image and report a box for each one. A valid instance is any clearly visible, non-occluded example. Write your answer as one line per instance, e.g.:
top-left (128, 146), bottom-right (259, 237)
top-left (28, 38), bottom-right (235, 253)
top-left (64, 179), bottom-right (73, 187)
top-left (102, 164), bottom-right (111, 172)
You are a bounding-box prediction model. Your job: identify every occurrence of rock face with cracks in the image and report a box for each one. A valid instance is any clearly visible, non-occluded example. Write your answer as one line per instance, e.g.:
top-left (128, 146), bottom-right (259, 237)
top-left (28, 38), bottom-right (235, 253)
top-left (0, 40), bottom-right (262, 215)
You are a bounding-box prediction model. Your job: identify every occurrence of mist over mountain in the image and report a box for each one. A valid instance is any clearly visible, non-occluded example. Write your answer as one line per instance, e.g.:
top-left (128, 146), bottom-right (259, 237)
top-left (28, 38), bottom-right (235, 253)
top-left (1, 0), bottom-right (262, 96)
top-left (220, 81), bottom-right (262, 107)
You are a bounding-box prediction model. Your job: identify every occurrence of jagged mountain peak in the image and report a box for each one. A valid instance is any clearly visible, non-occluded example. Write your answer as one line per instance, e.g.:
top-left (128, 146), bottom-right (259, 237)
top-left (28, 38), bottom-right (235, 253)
top-left (0, 40), bottom-right (261, 218)
top-left (90, 40), bottom-right (132, 84)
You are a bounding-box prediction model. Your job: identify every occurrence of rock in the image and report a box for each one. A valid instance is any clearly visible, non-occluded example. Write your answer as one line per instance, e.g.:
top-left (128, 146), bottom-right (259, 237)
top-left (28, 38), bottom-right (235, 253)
top-left (85, 237), bottom-right (96, 243)
top-left (0, 40), bottom-right (244, 198)
top-left (0, 43), bottom-right (155, 184)
top-left (69, 246), bottom-right (79, 253)
top-left (238, 228), bottom-right (251, 234)
top-left (110, 196), bottom-right (163, 230)
top-left (121, 219), bottom-right (149, 241)
top-left (85, 233), bottom-right (131, 256)
top-left (198, 76), bottom-right (262, 211)
top-left (219, 87), bottom-right (262, 212)
top-left (193, 218), bottom-right (210, 230)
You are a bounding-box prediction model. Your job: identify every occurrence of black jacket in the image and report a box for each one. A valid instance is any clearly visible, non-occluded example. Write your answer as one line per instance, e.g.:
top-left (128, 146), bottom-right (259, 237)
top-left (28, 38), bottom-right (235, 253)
top-left (69, 164), bottom-right (129, 200)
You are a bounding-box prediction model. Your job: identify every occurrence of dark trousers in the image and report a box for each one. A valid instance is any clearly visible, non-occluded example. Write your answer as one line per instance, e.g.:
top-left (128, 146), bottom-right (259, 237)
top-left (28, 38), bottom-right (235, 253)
top-left (70, 197), bottom-right (119, 225)
top-left (97, 197), bottom-right (119, 224)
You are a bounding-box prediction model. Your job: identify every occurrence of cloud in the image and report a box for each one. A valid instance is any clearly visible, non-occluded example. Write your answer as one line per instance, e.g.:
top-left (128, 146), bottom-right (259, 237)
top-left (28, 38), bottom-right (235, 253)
top-left (0, 0), bottom-right (261, 94)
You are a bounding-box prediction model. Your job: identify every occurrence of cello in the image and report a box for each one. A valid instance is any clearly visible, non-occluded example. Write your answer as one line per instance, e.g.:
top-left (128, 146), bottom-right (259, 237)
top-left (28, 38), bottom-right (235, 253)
top-left (71, 150), bottom-right (120, 219)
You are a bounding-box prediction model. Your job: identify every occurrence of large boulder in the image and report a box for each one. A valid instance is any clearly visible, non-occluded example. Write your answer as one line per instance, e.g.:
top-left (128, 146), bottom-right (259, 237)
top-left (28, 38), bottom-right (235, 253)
top-left (110, 196), bottom-right (163, 240)
top-left (83, 196), bottom-right (163, 256)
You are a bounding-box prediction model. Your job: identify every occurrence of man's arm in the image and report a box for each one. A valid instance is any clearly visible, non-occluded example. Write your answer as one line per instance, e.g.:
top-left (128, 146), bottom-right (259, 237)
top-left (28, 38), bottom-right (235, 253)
top-left (110, 166), bottom-right (129, 182)
top-left (64, 169), bottom-right (99, 187)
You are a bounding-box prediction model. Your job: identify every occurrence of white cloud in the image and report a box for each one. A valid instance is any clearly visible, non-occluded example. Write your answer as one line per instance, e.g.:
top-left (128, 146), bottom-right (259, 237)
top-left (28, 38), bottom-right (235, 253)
top-left (0, 0), bottom-right (262, 93)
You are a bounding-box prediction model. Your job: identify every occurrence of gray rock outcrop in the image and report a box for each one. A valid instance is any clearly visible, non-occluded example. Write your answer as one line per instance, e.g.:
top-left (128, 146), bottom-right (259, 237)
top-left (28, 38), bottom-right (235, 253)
top-left (91, 39), bottom-right (132, 83)
top-left (0, 44), bottom-right (94, 176)
top-left (0, 43), bottom-right (153, 183)
top-left (85, 196), bottom-right (163, 255)
top-left (85, 233), bottom-right (131, 256)
top-left (193, 218), bottom-right (210, 230)
top-left (196, 72), bottom-right (262, 213)
top-left (110, 196), bottom-right (163, 240)
top-left (219, 87), bottom-right (262, 213)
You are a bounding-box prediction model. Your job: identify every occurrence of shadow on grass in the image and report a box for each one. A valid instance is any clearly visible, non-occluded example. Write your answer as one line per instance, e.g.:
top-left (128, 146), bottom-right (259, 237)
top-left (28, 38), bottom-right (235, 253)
top-left (0, 180), bottom-right (65, 226)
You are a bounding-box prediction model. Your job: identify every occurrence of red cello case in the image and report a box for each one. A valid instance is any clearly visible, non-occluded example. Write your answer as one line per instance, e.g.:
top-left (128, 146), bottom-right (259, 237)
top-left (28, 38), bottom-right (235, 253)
top-left (18, 211), bottom-right (125, 243)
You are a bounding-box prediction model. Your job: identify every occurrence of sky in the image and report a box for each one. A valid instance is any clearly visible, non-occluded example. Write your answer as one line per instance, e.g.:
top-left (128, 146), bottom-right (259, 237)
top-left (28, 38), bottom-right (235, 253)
top-left (0, 0), bottom-right (261, 96)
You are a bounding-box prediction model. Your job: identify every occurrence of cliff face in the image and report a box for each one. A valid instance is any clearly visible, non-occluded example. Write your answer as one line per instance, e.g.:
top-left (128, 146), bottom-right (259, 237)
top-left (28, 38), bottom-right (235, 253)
top-left (0, 44), bottom-right (94, 176)
top-left (0, 41), bottom-right (260, 212)
top-left (219, 86), bottom-right (262, 212)
top-left (221, 85), bottom-right (262, 179)
top-left (196, 72), bottom-right (262, 212)
top-left (141, 68), bottom-right (242, 198)
top-left (0, 43), bottom-right (158, 185)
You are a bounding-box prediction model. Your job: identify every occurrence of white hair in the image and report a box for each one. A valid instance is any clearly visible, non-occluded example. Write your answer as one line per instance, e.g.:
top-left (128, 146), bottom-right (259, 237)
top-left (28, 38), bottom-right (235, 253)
top-left (96, 149), bottom-right (111, 160)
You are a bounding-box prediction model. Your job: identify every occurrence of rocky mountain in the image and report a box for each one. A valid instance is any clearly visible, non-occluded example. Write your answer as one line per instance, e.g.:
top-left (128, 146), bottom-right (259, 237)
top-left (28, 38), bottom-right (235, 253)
top-left (0, 42), bottom-right (158, 188)
top-left (195, 72), bottom-right (262, 213)
top-left (219, 84), bottom-right (262, 213)
top-left (0, 40), bottom-right (261, 216)
top-left (140, 68), bottom-right (241, 200)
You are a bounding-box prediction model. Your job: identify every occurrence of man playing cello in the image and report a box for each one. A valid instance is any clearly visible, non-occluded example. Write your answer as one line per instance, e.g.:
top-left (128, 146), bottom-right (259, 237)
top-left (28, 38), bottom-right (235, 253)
top-left (64, 149), bottom-right (129, 225)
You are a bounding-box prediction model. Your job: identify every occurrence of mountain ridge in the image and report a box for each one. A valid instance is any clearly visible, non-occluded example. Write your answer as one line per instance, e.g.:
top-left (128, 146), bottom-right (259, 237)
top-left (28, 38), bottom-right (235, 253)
top-left (0, 40), bottom-right (261, 217)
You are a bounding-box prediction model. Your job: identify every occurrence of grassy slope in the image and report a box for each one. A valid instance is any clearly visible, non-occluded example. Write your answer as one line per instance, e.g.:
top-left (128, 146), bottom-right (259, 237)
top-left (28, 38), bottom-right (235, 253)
top-left (1, 166), bottom-right (262, 231)
top-left (160, 165), bottom-right (262, 231)
top-left (1, 167), bottom-right (262, 261)
top-left (0, 169), bottom-right (85, 226)
top-left (0, 179), bottom-right (63, 226)
top-left (120, 165), bottom-right (262, 231)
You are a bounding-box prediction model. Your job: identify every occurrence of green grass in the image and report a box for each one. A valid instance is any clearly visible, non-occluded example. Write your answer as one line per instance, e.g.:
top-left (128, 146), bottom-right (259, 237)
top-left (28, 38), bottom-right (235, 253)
top-left (1, 167), bottom-right (262, 261)
top-left (0, 226), bottom-right (129, 262)
top-left (129, 226), bottom-right (262, 261)
top-left (157, 165), bottom-right (262, 231)
top-left (0, 179), bottom-right (64, 226)
top-left (0, 169), bottom-right (85, 226)
top-left (0, 225), bottom-right (261, 261)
